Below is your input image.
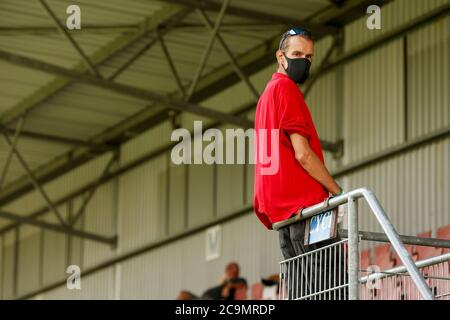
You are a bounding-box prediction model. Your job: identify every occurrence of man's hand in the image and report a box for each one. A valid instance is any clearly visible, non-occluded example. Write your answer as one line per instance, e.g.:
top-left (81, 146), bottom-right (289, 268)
top-left (289, 133), bottom-right (342, 195)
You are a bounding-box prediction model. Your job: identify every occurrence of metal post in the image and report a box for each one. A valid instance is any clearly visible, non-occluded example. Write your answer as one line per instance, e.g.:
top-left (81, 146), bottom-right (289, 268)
top-left (347, 196), bottom-right (360, 300)
top-left (362, 190), bottom-right (434, 300)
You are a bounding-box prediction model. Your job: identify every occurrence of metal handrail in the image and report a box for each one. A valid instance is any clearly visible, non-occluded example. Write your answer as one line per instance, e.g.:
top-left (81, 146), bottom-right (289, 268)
top-left (337, 229), bottom-right (450, 248)
top-left (360, 252), bottom-right (450, 284)
top-left (272, 187), bottom-right (435, 300)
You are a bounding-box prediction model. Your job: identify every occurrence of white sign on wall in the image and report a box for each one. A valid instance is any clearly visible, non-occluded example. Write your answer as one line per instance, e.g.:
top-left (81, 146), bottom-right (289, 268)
top-left (205, 225), bottom-right (221, 261)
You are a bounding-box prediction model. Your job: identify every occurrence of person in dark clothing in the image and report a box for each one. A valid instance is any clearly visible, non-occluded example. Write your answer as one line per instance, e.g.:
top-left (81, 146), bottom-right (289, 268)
top-left (201, 262), bottom-right (247, 300)
top-left (176, 262), bottom-right (247, 300)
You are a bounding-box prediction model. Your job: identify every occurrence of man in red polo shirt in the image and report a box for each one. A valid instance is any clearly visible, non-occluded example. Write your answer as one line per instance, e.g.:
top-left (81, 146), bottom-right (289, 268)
top-left (254, 27), bottom-right (345, 299)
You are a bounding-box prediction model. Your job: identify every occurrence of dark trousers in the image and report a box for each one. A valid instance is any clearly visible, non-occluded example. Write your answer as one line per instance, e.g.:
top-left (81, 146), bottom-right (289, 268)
top-left (278, 219), bottom-right (348, 300)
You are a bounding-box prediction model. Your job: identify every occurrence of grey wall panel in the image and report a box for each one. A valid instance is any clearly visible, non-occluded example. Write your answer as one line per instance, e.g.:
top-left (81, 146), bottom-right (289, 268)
top-left (343, 137), bottom-right (450, 251)
top-left (216, 164), bottom-right (245, 217)
top-left (1, 231), bottom-right (14, 299)
top-left (82, 181), bottom-right (117, 268)
top-left (68, 198), bottom-right (83, 269)
top-left (220, 212), bottom-right (282, 286)
top-left (42, 268), bottom-right (115, 300)
top-left (187, 163), bottom-right (214, 227)
top-left (245, 163), bottom-right (254, 206)
top-left (0, 236), bottom-right (2, 299)
top-left (168, 161), bottom-right (187, 235)
top-left (343, 40), bottom-right (405, 165)
top-left (17, 226), bottom-right (40, 296)
top-left (344, 0), bottom-right (449, 53)
top-left (306, 70), bottom-right (340, 171)
top-left (41, 205), bottom-right (68, 287)
top-left (118, 155), bottom-right (166, 252)
top-left (216, 125), bottom-right (247, 217)
top-left (41, 230), bottom-right (67, 287)
top-left (307, 71), bottom-right (339, 142)
top-left (407, 16), bottom-right (449, 139)
top-left (120, 122), bottom-right (172, 166)
top-left (119, 212), bottom-right (280, 299)
top-left (120, 238), bottom-right (187, 299)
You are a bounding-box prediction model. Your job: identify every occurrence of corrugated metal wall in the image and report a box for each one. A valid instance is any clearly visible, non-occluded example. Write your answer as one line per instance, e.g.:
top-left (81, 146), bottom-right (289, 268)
top-left (0, 0), bottom-right (448, 299)
top-left (343, 39), bottom-right (405, 164)
top-left (118, 212), bottom-right (281, 299)
top-left (407, 14), bottom-right (449, 139)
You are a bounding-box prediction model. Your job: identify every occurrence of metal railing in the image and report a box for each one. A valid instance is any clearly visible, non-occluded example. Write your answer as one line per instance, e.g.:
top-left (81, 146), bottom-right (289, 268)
top-left (279, 239), bottom-right (348, 300)
top-left (278, 240), bottom-right (450, 300)
top-left (273, 187), bottom-right (441, 300)
top-left (360, 253), bottom-right (450, 300)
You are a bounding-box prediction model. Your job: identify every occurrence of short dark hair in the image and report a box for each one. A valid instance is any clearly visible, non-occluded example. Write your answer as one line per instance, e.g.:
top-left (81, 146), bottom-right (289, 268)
top-left (279, 27), bottom-right (313, 51)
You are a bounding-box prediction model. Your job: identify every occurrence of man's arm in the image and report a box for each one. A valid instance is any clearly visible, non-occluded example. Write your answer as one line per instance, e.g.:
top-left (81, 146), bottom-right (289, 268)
top-left (289, 133), bottom-right (341, 196)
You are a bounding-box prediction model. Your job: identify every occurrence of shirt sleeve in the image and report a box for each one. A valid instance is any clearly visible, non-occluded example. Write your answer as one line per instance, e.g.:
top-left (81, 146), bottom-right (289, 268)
top-left (277, 82), bottom-right (311, 147)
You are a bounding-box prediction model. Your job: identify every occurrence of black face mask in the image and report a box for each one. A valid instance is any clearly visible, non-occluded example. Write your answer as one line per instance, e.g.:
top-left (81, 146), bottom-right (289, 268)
top-left (282, 54), bottom-right (311, 84)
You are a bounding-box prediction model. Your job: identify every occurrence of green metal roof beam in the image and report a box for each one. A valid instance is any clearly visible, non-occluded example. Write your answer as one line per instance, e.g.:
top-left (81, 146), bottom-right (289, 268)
top-left (158, 0), bottom-right (339, 35)
top-left (0, 4), bottom-right (181, 127)
top-left (0, 49), bottom-right (254, 128)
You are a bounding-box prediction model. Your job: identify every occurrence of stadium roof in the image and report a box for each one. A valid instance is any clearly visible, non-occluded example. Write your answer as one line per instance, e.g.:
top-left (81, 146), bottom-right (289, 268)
top-left (0, 0), bottom-right (390, 214)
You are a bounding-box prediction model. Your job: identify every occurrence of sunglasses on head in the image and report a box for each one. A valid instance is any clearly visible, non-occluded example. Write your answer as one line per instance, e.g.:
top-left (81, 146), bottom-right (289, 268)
top-left (279, 27), bottom-right (312, 50)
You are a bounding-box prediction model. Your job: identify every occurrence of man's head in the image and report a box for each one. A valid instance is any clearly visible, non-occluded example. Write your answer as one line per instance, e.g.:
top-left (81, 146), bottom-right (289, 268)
top-left (224, 262), bottom-right (240, 280)
top-left (276, 27), bottom-right (314, 84)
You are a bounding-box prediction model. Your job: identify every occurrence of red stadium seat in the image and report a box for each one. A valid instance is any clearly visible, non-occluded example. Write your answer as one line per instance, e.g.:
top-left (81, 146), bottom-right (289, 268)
top-left (391, 244), bottom-right (416, 266)
top-left (412, 231), bottom-right (444, 294)
top-left (251, 283), bottom-right (263, 300)
top-left (414, 231), bottom-right (441, 261)
top-left (429, 226), bottom-right (450, 298)
top-left (375, 244), bottom-right (394, 270)
top-left (360, 249), bottom-right (371, 272)
top-left (437, 225), bottom-right (450, 254)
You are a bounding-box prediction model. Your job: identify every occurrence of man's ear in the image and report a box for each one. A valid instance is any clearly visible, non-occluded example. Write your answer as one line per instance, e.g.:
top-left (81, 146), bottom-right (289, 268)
top-left (276, 49), bottom-right (285, 69)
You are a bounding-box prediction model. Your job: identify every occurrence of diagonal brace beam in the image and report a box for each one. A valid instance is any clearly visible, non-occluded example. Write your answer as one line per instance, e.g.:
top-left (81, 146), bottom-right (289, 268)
top-left (0, 118), bottom-right (25, 189)
top-left (38, 0), bottom-right (102, 78)
top-left (0, 49), bottom-right (253, 129)
top-left (159, 0), bottom-right (338, 35)
top-left (156, 28), bottom-right (186, 98)
top-left (197, 9), bottom-right (260, 101)
top-left (186, 0), bottom-right (230, 101)
top-left (0, 210), bottom-right (116, 246)
top-left (69, 152), bottom-right (119, 226)
top-left (303, 34), bottom-right (342, 98)
top-left (2, 133), bottom-right (67, 226)
top-left (107, 8), bottom-right (192, 81)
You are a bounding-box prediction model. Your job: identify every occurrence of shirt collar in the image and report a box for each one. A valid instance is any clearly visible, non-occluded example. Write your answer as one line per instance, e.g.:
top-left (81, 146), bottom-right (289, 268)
top-left (272, 72), bottom-right (291, 81)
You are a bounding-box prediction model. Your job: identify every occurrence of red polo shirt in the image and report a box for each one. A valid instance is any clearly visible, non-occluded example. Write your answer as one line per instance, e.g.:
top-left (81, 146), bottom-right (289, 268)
top-left (253, 72), bottom-right (328, 229)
